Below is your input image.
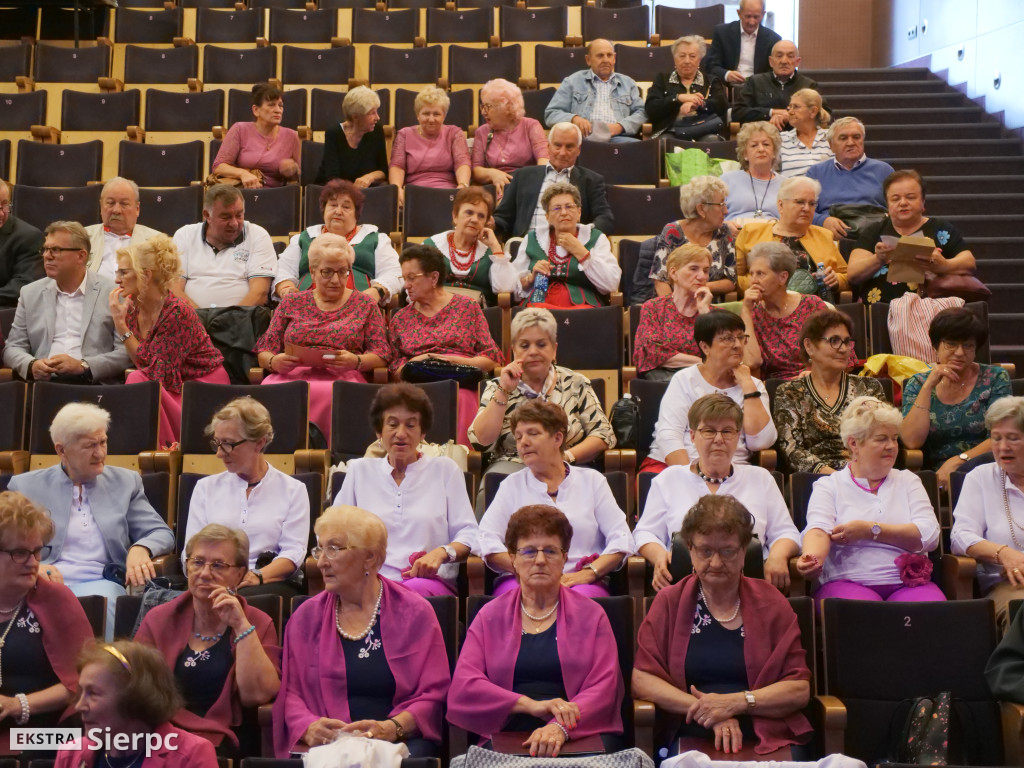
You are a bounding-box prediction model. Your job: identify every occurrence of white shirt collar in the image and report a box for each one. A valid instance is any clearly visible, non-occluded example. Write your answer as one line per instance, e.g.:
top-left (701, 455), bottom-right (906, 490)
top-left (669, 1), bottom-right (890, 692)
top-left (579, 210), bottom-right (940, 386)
top-left (56, 273), bottom-right (87, 299)
top-left (834, 154), bottom-right (869, 171)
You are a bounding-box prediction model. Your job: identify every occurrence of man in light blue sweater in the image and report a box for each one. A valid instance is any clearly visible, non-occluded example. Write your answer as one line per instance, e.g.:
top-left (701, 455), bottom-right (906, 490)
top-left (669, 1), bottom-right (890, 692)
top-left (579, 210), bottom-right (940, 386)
top-left (805, 116), bottom-right (894, 239)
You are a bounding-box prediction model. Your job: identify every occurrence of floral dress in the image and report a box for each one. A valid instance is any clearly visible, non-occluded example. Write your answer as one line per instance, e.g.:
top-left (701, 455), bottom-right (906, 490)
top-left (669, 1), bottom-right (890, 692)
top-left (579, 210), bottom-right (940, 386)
top-left (648, 221), bottom-right (736, 290)
top-left (632, 296), bottom-right (703, 373)
top-left (750, 294), bottom-right (827, 380)
top-left (387, 293), bottom-right (503, 374)
top-left (902, 363), bottom-right (1011, 469)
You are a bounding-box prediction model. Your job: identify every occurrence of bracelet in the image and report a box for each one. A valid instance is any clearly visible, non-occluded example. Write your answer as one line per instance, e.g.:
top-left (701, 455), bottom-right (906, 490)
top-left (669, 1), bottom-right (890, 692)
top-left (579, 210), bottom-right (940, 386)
top-left (388, 716), bottom-right (406, 742)
top-left (15, 693), bottom-right (29, 725)
top-left (585, 563), bottom-right (601, 580)
top-left (267, 354), bottom-right (278, 372)
top-left (742, 391), bottom-right (761, 400)
top-left (912, 402), bottom-right (930, 411)
top-left (233, 625), bottom-right (256, 645)
top-left (492, 396), bottom-right (509, 407)
top-left (355, 354), bottom-right (362, 371)
top-left (499, 384), bottom-right (515, 397)
top-left (553, 722), bottom-right (569, 742)
top-left (996, 544), bottom-right (1009, 565)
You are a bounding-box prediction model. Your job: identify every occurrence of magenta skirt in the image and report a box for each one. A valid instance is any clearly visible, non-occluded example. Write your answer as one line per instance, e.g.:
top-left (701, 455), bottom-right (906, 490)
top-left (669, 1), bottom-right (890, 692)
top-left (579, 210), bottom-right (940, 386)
top-left (262, 366), bottom-right (368, 445)
top-left (127, 366), bottom-right (231, 448)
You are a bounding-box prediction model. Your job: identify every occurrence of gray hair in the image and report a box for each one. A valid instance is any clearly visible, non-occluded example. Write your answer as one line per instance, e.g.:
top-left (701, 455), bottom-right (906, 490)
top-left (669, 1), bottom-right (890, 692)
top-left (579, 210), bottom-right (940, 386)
top-left (481, 79), bottom-right (525, 122)
top-left (738, 0), bottom-right (765, 12)
top-left (203, 183), bottom-right (242, 211)
top-left (839, 395), bottom-right (901, 445)
top-left (826, 116), bottom-right (866, 144)
top-left (748, 241), bottom-right (797, 279)
top-left (185, 524), bottom-right (250, 569)
top-left (671, 35), bottom-right (707, 59)
top-left (587, 38), bottom-right (615, 53)
top-left (315, 505), bottom-right (388, 572)
top-left (308, 232), bottom-right (355, 273)
top-left (512, 307), bottom-right (558, 343)
top-left (414, 85), bottom-right (450, 115)
top-left (541, 181), bottom-right (581, 211)
top-left (549, 121), bottom-right (583, 145)
top-left (204, 396), bottom-right (274, 446)
top-left (679, 175), bottom-right (728, 220)
top-left (50, 402), bottom-right (111, 447)
top-left (778, 175), bottom-right (821, 204)
top-left (735, 121), bottom-right (781, 171)
top-left (101, 176), bottom-right (140, 203)
top-left (986, 396), bottom-right (1024, 433)
top-left (342, 86), bottom-right (381, 121)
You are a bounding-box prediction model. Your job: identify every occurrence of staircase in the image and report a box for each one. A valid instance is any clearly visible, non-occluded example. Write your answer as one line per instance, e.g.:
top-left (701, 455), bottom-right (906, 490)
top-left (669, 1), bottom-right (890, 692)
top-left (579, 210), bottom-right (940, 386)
top-left (807, 67), bottom-right (1024, 372)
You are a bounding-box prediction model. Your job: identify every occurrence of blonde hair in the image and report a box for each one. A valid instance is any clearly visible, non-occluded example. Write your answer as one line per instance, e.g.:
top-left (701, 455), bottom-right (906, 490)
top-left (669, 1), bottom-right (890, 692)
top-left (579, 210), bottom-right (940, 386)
top-left (119, 233), bottom-right (180, 293)
top-left (308, 232), bottom-right (355, 273)
top-left (343, 86), bottom-right (381, 121)
top-left (184, 523), bottom-right (249, 567)
top-left (666, 243), bottom-right (711, 276)
top-left (839, 396), bottom-right (901, 445)
top-left (414, 85), bottom-right (450, 115)
top-left (204, 396), bottom-right (274, 446)
top-left (735, 121), bottom-right (781, 171)
top-left (511, 307), bottom-right (557, 343)
top-left (790, 88), bottom-right (830, 128)
top-left (0, 491), bottom-right (54, 551)
top-left (315, 506), bottom-right (388, 570)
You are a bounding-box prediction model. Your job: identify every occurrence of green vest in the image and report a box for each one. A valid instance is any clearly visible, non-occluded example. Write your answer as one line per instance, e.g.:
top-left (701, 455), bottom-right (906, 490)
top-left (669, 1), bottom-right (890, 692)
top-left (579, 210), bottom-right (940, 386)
top-left (523, 227), bottom-right (605, 307)
top-left (298, 227), bottom-right (378, 291)
top-left (425, 234), bottom-right (496, 304)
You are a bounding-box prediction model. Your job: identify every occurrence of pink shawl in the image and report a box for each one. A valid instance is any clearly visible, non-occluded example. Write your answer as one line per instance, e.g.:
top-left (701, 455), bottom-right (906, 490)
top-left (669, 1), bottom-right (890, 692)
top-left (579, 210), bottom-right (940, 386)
top-left (447, 586), bottom-right (624, 740)
top-left (272, 578), bottom-right (450, 756)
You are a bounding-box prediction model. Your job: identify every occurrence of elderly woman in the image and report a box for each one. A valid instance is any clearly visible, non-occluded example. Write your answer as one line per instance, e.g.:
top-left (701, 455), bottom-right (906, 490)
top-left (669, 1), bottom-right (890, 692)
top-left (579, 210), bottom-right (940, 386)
top-left (479, 400), bottom-right (633, 597)
top-left (471, 78), bottom-right (549, 198)
top-left (256, 233), bottom-right (390, 442)
top-left (184, 397), bottom-right (311, 599)
top-left (335, 384), bottom-right (479, 597)
top-left (0, 492), bottom-right (94, 755)
top-left (774, 309), bottom-right (884, 474)
top-left (424, 185), bottom-right (521, 306)
top-left (901, 307), bottom-right (1010, 487)
top-left (8, 403), bottom-right (174, 641)
top-left (274, 178), bottom-right (401, 305)
top-left (513, 182), bottom-right (621, 308)
top-left (735, 176), bottom-right (849, 296)
top-left (211, 82), bottom-right (301, 188)
top-left (647, 175), bottom-right (736, 299)
top-left (643, 311), bottom-right (775, 474)
top-left (633, 495), bottom-right (812, 757)
top-left (952, 397), bottom-right (1024, 629)
top-left (848, 170), bottom-right (976, 305)
top-left (273, 506), bottom-right (449, 757)
top-left (448, 505), bottom-right (624, 756)
top-left (389, 244), bottom-right (504, 444)
top-left (740, 242), bottom-right (835, 381)
top-left (57, 641), bottom-right (218, 767)
top-left (136, 525), bottom-right (280, 751)
top-left (637, 394), bottom-right (800, 592)
top-left (469, 307), bottom-right (614, 482)
top-left (645, 35), bottom-right (728, 140)
top-left (315, 86), bottom-right (388, 187)
top-left (389, 85), bottom-right (471, 205)
top-left (796, 396), bottom-right (944, 603)
top-left (634, 244), bottom-right (713, 380)
top-left (110, 233), bottom-right (230, 446)
top-left (719, 122), bottom-right (783, 226)
top-left (779, 89), bottom-right (832, 178)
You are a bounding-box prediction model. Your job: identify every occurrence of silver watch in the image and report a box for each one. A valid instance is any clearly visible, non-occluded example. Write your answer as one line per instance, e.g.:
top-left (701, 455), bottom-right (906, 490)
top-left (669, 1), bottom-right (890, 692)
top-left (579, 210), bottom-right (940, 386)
top-left (744, 690), bottom-right (756, 709)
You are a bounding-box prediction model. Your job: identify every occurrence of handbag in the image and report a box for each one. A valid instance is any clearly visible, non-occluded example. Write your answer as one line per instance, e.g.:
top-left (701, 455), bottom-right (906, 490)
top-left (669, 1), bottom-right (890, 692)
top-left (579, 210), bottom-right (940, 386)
top-left (886, 691), bottom-right (981, 765)
top-left (923, 273), bottom-right (992, 302)
top-left (400, 357), bottom-right (485, 389)
top-left (203, 168), bottom-right (264, 190)
top-left (610, 392), bottom-right (640, 449)
top-left (828, 203), bottom-right (886, 242)
top-left (672, 112), bottom-right (725, 141)
top-left (664, 148), bottom-right (723, 187)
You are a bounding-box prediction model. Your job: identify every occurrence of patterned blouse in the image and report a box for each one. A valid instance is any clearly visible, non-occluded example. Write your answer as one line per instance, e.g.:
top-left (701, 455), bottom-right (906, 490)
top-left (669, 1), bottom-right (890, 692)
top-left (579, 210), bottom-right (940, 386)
top-left (902, 363), bottom-right (1011, 469)
top-left (749, 294), bottom-right (827, 380)
top-left (774, 373), bottom-right (885, 473)
top-left (253, 288), bottom-right (391, 363)
top-left (387, 292), bottom-right (504, 374)
top-left (648, 220), bottom-right (736, 288)
top-left (632, 296), bottom-right (702, 373)
top-left (468, 365), bottom-right (616, 462)
top-left (126, 293), bottom-right (223, 395)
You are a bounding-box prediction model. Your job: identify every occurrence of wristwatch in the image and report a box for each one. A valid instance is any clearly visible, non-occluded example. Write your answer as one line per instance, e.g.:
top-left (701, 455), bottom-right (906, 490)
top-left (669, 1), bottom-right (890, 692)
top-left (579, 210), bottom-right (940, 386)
top-left (442, 545), bottom-right (457, 563)
top-left (744, 691), bottom-right (756, 709)
top-left (116, 330), bottom-right (134, 343)
top-left (871, 523), bottom-right (882, 540)
top-left (958, 452), bottom-right (970, 462)
top-left (252, 569), bottom-right (264, 584)
top-left (79, 359), bottom-right (90, 372)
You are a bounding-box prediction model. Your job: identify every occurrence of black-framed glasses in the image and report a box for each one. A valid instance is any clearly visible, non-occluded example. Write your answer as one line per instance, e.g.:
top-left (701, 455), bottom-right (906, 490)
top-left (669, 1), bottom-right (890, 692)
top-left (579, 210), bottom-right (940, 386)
top-left (318, 268), bottom-right (350, 283)
top-left (694, 427), bottom-right (739, 440)
top-left (820, 335), bottom-right (855, 350)
top-left (209, 437), bottom-right (250, 454)
top-left (515, 546), bottom-right (566, 560)
top-left (1, 546), bottom-right (51, 564)
top-left (185, 557), bottom-right (241, 574)
top-left (311, 544), bottom-right (359, 560)
top-left (691, 546), bottom-right (741, 561)
top-left (40, 246), bottom-right (83, 257)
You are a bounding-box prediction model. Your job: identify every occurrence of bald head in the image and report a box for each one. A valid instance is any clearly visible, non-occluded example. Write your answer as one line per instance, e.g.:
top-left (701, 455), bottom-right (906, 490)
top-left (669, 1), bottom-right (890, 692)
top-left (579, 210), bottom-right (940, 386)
top-left (737, 0), bottom-right (765, 35)
top-left (769, 40), bottom-right (800, 79)
top-left (586, 38), bottom-right (616, 81)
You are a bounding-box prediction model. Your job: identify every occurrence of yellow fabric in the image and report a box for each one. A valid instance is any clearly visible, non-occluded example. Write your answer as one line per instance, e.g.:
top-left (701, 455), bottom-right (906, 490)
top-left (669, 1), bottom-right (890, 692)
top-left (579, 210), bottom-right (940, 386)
top-left (734, 220), bottom-right (851, 294)
top-left (859, 353), bottom-right (930, 387)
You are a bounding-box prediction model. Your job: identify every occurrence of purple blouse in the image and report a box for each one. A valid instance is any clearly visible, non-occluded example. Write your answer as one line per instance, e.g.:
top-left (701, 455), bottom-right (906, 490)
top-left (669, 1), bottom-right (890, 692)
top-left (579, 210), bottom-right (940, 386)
top-left (390, 124), bottom-right (471, 188)
top-left (471, 118), bottom-right (549, 173)
top-left (212, 121), bottom-right (301, 188)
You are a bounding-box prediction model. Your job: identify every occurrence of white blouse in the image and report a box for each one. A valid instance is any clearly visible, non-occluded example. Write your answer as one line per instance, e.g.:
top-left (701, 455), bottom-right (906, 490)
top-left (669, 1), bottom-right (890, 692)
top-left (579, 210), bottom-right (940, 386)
top-left (509, 223), bottom-right (621, 300)
top-left (804, 466), bottom-right (940, 586)
top-left (634, 463), bottom-right (800, 558)
top-left (274, 223), bottom-right (402, 297)
top-left (335, 455), bottom-right (479, 587)
top-left (425, 229), bottom-right (522, 294)
top-left (951, 462), bottom-right (1024, 593)
top-left (478, 464), bottom-right (635, 572)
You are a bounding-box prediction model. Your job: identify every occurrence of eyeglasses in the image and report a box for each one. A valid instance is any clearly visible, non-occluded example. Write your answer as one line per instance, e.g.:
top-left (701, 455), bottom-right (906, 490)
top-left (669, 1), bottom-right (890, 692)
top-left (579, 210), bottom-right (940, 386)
top-left (0, 546), bottom-right (51, 564)
top-left (402, 272), bottom-right (427, 282)
top-left (515, 546), bottom-right (566, 560)
top-left (784, 198), bottom-right (817, 209)
top-left (694, 427), bottom-right (739, 440)
top-left (820, 335), bottom-right (854, 350)
top-left (209, 437), bottom-right (250, 454)
top-left (114, 268), bottom-right (133, 279)
top-left (691, 546), bottom-right (741, 561)
top-left (716, 334), bottom-right (749, 346)
top-left (702, 202), bottom-right (726, 207)
top-left (185, 557), bottom-right (241, 574)
top-left (0, 203), bottom-right (11, 213)
top-left (311, 544), bottom-right (360, 560)
top-left (40, 246), bottom-right (83, 257)
top-left (480, 102), bottom-right (501, 113)
top-left (318, 268), bottom-right (351, 283)
top-left (940, 340), bottom-right (976, 353)
top-left (548, 204), bottom-right (579, 214)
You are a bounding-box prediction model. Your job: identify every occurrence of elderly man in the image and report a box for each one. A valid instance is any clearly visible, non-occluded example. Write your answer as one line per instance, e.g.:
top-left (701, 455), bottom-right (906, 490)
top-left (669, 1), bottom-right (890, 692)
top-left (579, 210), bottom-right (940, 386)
top-left (171, 184), bottom-right (276, 309)
top-left (0, 178), bottom-right (45, 308)
top-left (85, 177), bottom-right (162, 280)
top-left (733, 40), bottom-right (821, 129)
top-left (544, 38), bottom-right (646, 143)
top-left (702, 0), bottom-right (781, 85)
top-left (806, 116), bottom-right (894, 239)
top-left (493, 122), bottom-right (614, 239)
top-left (2, 220), bottom-right (130, 383)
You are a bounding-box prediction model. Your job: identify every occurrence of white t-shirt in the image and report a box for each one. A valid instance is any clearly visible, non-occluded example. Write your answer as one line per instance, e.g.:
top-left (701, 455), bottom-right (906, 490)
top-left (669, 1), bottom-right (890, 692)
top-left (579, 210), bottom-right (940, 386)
top-left (173, 221), bottom-right (277, 308)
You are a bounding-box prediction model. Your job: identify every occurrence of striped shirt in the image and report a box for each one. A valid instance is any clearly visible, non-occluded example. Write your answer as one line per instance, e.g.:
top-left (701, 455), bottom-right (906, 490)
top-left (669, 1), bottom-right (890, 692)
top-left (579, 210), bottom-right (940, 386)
top-left (779, 127), bottom-right (833, 177)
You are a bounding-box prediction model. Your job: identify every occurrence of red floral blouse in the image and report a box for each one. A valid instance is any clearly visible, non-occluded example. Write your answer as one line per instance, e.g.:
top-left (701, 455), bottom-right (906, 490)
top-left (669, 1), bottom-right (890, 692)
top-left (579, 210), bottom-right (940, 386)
top-left (750, 294), bottom-right (827, 380)
top-left (632, 296), bottom-right (702, 373)
top-left (387, 293), bottom-right (504, 374)
top-left (254, 289), bottom-right (391, 363)
top-left (126, 293), bottom-right (223, 395)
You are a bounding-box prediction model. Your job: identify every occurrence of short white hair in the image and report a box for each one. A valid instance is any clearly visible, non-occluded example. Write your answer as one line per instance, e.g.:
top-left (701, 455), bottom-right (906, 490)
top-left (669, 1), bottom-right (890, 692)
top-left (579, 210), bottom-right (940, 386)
top-left (49, 402), bottom-right (111, 447)
top-left (512, 307), bottom-right (558, 343)
top-left (678, 175), bottom-right (728, 220)
top-left (101, 176), bottom-right (139, 202)
top-left (549, 121), bottom-right (582, 145)
top-left (777, 175), bottom-right (821, 203)
top-left (343, 86), bottom-right (381, 120)
top-left (986, 396), bottom-right (1024, 432)
top-left (671, 35), bottom-right (706, 59)
top-left (826, 116), bottom-right (866, 144)
top-left (308, 232), bottom-right (355, 272)
top-left (839, 396), bottom-right (901, 445)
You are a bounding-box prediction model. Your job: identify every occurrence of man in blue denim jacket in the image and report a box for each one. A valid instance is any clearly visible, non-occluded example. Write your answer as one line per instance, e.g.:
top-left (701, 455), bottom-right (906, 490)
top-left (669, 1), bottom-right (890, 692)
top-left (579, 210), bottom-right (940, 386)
top-left (544, 39), bottom-right (647, 143)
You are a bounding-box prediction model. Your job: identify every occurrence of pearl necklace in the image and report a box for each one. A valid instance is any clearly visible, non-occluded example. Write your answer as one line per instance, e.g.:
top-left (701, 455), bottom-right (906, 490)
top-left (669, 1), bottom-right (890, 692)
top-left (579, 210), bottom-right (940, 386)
top-left (698, 585), bottom-right (741, 623)
top-left (336, 577), bottom-right (383, 641)
top-left (520, 599), bottom-right (558, 623)
top-left (695, 462), bottom-right (734, 485)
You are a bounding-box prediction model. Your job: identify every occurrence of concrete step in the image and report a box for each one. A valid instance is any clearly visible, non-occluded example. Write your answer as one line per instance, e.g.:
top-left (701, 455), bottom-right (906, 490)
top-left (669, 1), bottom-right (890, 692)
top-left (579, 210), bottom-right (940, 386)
top-left (942, 215), bottom-right (1021, 238)
top-left (984, 285), bottom-right (1024, 313)
top-left (838, 107), bottom-right (986, 125)
top-left (868, 139), bottom-right (1022, 159)
top-left (816, 79), bottom-right (951, 95)
top-left (974, 258), bottom-right (1024, 282)
top-left (924, 176), bottom-right (1024, 195)
top-left (925, 194), bottom-right (1024, 217)
top-left (827, 92), bottom-right (967, 109)
top-left (890, 157), bottom-right (1024, 176)
top-left (968, 238), bottom-right (1024, 262)
top-left (803, 67), bottom-right (934, 82)
top-left (990, 345), bottom-right (1024, 373)
top-left (867, 123), bottom-right (1004, 142)
top-left (989, 313), bottom-right (1024, 346)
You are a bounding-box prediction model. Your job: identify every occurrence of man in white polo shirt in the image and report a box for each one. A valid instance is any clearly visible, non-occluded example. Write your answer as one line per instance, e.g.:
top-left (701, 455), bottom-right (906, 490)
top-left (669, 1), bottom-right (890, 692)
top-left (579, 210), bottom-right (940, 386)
top-left (171, 184), bottom-right (276, 308)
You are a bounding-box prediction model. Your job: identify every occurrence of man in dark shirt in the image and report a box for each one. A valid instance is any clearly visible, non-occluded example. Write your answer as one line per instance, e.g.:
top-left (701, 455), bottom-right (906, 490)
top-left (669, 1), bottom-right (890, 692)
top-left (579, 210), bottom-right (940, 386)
top-left (733, 40), bottom-right (822, 129)
top-left (0, 179), bottom-right (44, 308)
top-left (702, 0), bottom-right (781, 85)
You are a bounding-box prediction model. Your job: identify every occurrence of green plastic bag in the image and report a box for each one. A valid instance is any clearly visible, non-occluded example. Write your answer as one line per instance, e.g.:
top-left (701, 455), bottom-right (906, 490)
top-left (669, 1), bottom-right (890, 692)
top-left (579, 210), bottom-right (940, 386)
top-left (665, 148), bottom-right (723, 186)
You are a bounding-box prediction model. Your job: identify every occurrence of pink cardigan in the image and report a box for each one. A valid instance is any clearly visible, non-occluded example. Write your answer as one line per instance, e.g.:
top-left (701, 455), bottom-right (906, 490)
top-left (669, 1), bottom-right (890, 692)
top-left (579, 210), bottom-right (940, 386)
top-left (55, 723), bottom-right (218, 768)
top-left (447, 585), bottom-right (624, 740)
top-left (272, 578), bottom-right (450, 756)
top-left (635, 574), bottom-right (812, 754)
top-left (134, 591), bottom-right (281, 747)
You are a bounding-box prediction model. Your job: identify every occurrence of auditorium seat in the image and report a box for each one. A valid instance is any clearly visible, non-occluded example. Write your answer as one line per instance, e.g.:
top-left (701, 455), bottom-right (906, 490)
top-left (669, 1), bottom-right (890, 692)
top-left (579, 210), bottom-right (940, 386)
top-left (653, 4), bottom-right (723, 40)
top-left (605, 184), bottom-right (680, 239)
top-left (533, 43), bottom-right (587, 87)
top-left (368, 44), bottom-right (442, 85)
top-left (241, 185), bottom-right (301, 239)
top-left (403, 185), bottom-right (461, 240)
top-left (268, 8), bottom-right (338, 44)
top-left (281, 45), bottom-right (356, 86)
top-left (142, 88), bottom-right (224, 148)
top-left (123, 44), bottom-right (199, 86)
top-left (226, 87), bottom-right (306, 130)
top-left (137, 186), bottom-right (204, 234)
top-left (0, 40), bottom-right (32, 83)
top-left (33, 41), bottom-right (111, 83)
top-left (62, 89), bottom-right (141, 132)
top-left (613, 43), bottom-right (672, 85)
top-left (578, 139), bottom-right (661, 186)
top-left (113, 6), bottom-right (183, 44)
top-left (10, 185), bottom-right (102, 232)
top-left (498, 6), bottom-right (567, 43)
top-left (352, 8), bottom-right (419, 44)
top-left (425, 8), bottom-right (493, 44)
top-left (250, 0), bottom-right (309, 8)
top-left (0, 91), bottom-right (47, 131)
top-left (16, 139), bottom-right (103, 187)
top-left (0, 140), bottom-right (8, 183)
top-left (446, 44), bottom-right (522, 88)
top-left (303, 183), bottom-right (400, 234)
top-left (202, 45), bottom-right (278, 85)
top-left (522, 86), bottom-right (556, 123)
top-left (0, 381), bottom-right (29, 475)
top-left (581, 5), bottom-right (650, 44)
top-left (120, 140), bottom-right (206, 187)
top-left (196, 7), bottom-right (264, 43)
